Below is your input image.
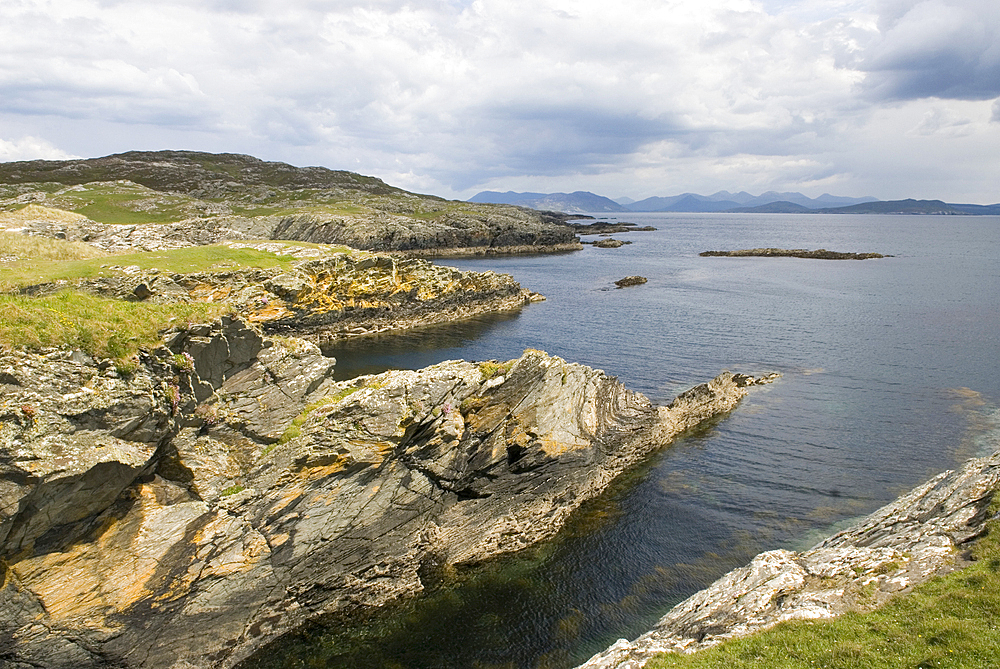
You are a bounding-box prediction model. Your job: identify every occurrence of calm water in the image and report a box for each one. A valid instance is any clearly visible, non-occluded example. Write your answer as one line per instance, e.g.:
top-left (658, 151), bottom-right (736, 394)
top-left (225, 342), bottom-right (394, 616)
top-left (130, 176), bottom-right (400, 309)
top-left (248, 213), bottom-right (1000, 669)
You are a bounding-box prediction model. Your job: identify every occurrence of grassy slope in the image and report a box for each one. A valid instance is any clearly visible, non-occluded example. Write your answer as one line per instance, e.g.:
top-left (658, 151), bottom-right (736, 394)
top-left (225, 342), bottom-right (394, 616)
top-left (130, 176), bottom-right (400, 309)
top-left (647, 500), bottom-right (1000, 669)
top-left (0, 291), bottom-right (228, 366)
top-left (0, 234), bottom-right (339, 365)
top-left (0, 181), bottom-right (495, 228)
top-left (0, 235), bottom-right (326, 289)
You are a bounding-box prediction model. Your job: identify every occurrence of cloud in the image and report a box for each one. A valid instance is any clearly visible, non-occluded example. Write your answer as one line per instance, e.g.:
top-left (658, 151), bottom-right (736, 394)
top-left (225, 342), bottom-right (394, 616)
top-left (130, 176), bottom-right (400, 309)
top-left (0, 0), bottom-right (999, 202)
top-left (860, 0), bottom-right (1000, 101)
top-left (0, 136), bottom-right (80, 162)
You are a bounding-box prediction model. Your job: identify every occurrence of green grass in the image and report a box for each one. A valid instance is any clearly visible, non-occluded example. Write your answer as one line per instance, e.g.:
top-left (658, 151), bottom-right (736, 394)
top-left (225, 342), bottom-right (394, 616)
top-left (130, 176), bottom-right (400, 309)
top-left (0, 290), bottom-right (228, 363)
top-left (0, 243), bottom-right (304, 290)
top-left (647, 498), bottom-right (1000, 669)
top-left (18, 182), bottom-right (213, 225)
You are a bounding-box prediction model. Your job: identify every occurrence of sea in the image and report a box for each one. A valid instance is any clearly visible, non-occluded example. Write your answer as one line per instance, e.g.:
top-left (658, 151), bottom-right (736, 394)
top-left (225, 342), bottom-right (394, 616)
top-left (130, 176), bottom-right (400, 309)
top-left (246, 212), bottom-right (1000, 669)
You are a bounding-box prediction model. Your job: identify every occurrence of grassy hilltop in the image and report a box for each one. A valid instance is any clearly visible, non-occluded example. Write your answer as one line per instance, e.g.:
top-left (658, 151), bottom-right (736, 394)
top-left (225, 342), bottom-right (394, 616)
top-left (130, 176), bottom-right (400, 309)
top-left (0, 151), bottom-right (580, 252)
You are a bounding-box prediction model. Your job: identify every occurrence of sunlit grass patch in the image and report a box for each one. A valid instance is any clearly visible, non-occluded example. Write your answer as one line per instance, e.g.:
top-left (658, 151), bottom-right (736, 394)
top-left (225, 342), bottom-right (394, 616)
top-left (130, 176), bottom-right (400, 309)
top-left (0, 290), bottom-right (228, 363)
top-left (0, 230), bottom-right (107, 263)
top-left (0, 243), bottom-right (304, 290)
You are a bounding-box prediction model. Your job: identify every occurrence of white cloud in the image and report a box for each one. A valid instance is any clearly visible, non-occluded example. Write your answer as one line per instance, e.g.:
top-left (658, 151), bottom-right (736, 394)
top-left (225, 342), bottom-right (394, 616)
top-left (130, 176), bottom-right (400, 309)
top-left (0, 136), bottom-right (79, 162)
top-left (0, 0), bottom-right (998, 201)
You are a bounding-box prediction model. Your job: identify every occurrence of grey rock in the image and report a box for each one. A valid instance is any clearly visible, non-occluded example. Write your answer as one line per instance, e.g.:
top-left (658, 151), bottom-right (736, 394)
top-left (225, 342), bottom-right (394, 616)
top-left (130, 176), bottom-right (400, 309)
top-left (576, 448), bottom-right (1000, 669)
top-left (0, 335), bottom-right (775, 669)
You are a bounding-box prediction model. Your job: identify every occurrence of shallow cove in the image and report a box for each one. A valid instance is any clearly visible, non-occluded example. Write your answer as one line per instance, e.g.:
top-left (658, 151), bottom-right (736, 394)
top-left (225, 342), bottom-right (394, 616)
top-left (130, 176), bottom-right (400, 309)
top-left (245, 213), bottom-right (1000, 669)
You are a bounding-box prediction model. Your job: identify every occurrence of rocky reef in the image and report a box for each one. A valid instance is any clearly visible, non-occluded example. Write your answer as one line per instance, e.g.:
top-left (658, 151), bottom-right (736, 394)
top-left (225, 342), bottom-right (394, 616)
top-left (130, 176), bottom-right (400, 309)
top-left (700, 248), bottom-right (889, 260)
top-left (0, 316), bottom-right (776, 669)
top-left (577, 448), bottom-right (1000, 669)
top-left (615, 276), bottom-right (648, 288)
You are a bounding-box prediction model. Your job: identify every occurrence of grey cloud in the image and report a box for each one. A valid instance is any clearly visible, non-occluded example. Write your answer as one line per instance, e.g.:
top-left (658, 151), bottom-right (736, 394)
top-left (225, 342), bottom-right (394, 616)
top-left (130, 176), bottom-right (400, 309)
top-left (861, 0), bottom-right (1000, 101)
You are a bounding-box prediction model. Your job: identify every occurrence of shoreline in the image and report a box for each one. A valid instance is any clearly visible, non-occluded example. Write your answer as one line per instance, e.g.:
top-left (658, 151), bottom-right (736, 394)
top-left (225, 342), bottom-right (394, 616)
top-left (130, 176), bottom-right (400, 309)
top-left (576, 447), bottom-right (1000, 668)
top-left (392, 241), bottom-right (584, 258)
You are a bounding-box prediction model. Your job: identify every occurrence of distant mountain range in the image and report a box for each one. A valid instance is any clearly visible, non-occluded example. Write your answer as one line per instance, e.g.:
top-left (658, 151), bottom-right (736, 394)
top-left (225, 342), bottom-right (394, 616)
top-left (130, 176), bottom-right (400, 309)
top-left (468, 191), bottom-right (626, 213)
top-left (469, 190), bottom-right (1000, 215)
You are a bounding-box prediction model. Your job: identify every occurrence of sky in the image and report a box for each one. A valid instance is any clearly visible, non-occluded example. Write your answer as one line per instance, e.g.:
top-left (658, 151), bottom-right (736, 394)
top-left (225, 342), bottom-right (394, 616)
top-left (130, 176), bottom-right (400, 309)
top-left (1, 0), bottom-right (999, 203)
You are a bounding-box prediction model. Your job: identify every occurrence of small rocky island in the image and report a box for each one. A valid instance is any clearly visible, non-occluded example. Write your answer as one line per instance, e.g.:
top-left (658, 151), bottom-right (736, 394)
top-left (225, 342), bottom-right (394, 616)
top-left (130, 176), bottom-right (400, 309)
top-left (615, 275), bottom-right (648, 288)
top-left (700, 248), bottom-right (888, 260)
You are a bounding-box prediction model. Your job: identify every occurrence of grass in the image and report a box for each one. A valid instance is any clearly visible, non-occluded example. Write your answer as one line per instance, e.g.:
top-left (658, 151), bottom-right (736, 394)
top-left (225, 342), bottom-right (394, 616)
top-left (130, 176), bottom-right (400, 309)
top-left (0, 182), bottom-right (213, 225)
top-left (0, 230), bottom-right (107, 263)
top-left (0, 290), bottom-right (228, 363)
top-left (647, 496), bottom-right (1000, 669)
top-left (0, 242), bottom-right (304, 290)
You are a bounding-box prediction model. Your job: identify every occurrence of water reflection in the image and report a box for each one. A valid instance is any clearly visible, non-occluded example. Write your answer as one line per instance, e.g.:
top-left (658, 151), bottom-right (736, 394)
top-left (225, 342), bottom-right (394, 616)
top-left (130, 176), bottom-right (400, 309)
top-left (322, 310), bottom-right (525, 381)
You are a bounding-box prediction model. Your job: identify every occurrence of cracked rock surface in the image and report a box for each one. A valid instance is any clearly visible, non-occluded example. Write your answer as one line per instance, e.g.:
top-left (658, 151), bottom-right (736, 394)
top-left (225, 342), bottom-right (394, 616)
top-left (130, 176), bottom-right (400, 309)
top-left (0, 318), bottom-right (772, 669)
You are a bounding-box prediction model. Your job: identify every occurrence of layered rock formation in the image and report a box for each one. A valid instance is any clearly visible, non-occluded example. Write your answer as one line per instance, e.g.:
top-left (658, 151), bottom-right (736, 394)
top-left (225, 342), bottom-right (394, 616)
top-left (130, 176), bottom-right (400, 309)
top-left (578, 448), bottom-right (1000, 669)
top-left (0, 317), bottom-right (775, 669)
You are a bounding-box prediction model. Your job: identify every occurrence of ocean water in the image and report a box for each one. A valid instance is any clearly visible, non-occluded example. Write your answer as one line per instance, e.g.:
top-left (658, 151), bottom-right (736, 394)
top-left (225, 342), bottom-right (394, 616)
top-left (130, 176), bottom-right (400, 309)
top-left (246, 213), bottom-right (1000, 669)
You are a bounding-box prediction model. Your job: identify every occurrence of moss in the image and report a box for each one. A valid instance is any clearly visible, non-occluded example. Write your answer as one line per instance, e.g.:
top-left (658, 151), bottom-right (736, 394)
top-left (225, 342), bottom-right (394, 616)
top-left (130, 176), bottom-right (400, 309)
top-left (478, 359), bottom-right (515, 381)
top-left (276, 384), bottom-right (364, 445)
top-left (220, 484), bottom-right (245, 497)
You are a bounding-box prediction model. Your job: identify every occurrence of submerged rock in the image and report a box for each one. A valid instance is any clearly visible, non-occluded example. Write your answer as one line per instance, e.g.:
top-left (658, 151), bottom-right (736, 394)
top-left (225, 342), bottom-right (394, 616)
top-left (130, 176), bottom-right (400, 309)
top-left (0, 321), bottom-right (776, 669)
top-left (577, 448), bottom-right (1000, 669)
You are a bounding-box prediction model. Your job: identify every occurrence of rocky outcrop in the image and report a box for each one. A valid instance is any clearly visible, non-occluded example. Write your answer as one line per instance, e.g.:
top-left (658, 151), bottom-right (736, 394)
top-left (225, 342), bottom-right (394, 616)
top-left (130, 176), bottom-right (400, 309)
top-left (700, 248), bottom-right (889, 260)
top-left (22, 244), bottom-right (539, 342)
top-left (271, 209), bottom-right (580, 255)
top-left (615, 276), bottom-right (648, 288)
top-left (577, 448), bottom-right (1000, 669)
top-left (0, 319), bottom-right (775, 669)
top-left (590, 238), bottom-right (629, 248)
top-left (565, 221), bottom-right (657, 235)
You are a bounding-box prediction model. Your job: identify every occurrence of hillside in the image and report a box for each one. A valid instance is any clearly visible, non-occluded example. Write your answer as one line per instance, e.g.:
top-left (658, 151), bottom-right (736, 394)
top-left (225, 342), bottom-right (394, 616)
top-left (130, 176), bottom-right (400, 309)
top-left (0, 152), bottom-right (581, 254)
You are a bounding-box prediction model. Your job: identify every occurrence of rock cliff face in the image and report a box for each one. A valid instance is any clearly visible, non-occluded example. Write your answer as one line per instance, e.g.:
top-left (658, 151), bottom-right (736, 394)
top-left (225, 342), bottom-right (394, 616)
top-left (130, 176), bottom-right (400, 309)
top-left (577, 449), bottom-right (1000, 669)
top-left (0, 317), bottom-right (773, 669)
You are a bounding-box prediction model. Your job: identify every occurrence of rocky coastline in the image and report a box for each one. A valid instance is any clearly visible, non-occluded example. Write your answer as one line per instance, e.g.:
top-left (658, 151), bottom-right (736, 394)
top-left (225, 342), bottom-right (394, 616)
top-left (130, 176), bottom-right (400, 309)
top-left (17, 242), bottom-right (542, 344)
top-left (577, 447), bottom-right (1000, 669)
top-left (0, 313), bottom-right (777, 669)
